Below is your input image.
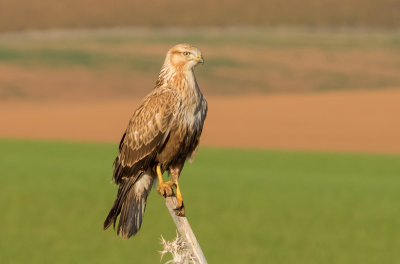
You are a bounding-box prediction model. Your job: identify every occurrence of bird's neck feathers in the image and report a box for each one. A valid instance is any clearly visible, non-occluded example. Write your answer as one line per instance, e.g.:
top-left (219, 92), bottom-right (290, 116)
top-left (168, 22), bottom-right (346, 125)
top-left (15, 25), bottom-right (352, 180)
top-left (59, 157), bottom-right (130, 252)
top-left (155, 60), bottom-right (198, 93)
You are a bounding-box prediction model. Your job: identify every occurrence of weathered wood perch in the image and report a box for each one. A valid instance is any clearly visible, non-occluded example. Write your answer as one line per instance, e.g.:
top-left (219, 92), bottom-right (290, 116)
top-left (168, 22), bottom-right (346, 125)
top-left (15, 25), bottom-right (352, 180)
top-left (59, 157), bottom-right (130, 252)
top-left (164, 196), bottom-right (208, 264)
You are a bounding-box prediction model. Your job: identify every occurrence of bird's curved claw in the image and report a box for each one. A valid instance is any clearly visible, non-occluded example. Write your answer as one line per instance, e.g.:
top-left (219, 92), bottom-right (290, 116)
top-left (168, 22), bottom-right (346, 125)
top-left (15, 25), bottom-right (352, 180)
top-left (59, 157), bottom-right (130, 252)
top-left (174, 200), bottom-right (185, 216)
top-left (157, 181), bottom-right (175, 197)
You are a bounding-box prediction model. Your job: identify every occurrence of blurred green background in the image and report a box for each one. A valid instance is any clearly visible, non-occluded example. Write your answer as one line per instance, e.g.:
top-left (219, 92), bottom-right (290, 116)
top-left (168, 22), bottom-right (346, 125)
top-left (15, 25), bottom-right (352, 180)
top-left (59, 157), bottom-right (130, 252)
top-left (1, 140), bottom-right (400, 264)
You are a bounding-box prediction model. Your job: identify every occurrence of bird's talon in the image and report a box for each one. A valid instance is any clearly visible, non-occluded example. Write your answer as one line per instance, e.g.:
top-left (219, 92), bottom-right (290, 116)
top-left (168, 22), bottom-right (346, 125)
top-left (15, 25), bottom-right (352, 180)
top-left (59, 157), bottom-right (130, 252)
top-left (157, 181), bottom-right (174, 197)
top-left (174, 208), bottom-right (185, 216)
top-left (174, 201), bottom-right (185, 216)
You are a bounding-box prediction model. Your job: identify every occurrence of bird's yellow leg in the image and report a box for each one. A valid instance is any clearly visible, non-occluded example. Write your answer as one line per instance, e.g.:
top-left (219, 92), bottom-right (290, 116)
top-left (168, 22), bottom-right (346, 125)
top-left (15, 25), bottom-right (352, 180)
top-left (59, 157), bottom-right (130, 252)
top-left (156, 164), bottom-right (164, 184)
top-left (173, 180), bottom-right (185, 216)
top-left (156, 164), bottom-right (174, 197)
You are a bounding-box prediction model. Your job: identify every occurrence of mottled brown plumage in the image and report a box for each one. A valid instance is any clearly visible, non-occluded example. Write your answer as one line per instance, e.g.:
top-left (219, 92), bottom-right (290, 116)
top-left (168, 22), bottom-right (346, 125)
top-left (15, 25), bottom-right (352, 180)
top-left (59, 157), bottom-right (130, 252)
top-left (104, 44), bottom-right (207, 239)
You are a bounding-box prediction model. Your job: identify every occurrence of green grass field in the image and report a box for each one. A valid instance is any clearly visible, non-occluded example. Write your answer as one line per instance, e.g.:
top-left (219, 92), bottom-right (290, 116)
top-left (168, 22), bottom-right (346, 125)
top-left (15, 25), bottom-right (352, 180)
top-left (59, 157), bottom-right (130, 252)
top-left (1, 139), bottom-right (400, 263)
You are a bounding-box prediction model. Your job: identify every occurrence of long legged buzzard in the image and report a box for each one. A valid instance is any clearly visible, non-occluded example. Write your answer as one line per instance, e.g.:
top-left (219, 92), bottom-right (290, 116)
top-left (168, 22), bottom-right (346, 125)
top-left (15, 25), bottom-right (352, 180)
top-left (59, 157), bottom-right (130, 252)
top-left (104, 44), bottom-right (207, 239)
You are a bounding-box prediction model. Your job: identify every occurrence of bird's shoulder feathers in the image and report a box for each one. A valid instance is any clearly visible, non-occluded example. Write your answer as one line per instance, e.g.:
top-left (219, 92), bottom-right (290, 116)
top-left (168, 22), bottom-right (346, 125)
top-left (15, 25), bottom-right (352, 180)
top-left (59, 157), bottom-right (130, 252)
top-left (113, 88), bottom-right (181, 182)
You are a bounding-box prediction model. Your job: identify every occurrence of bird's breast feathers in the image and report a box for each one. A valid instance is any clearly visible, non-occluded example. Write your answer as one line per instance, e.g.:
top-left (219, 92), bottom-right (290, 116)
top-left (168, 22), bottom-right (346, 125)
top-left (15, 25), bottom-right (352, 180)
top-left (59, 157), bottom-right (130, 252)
top-left (177, 90), bottom-right (206, 129)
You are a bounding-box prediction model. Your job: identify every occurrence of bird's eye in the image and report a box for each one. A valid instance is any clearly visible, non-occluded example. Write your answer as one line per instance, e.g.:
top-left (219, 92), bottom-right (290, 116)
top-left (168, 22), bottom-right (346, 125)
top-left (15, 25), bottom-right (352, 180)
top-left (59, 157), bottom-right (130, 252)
top-left (183, 51), bottom-right (190, 56)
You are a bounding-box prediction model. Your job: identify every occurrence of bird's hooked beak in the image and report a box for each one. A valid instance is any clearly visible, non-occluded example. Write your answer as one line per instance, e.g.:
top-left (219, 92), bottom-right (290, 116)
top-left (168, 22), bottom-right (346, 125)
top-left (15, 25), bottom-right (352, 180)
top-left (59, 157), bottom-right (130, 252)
top-left (197, 53), bottom-right (204, 65)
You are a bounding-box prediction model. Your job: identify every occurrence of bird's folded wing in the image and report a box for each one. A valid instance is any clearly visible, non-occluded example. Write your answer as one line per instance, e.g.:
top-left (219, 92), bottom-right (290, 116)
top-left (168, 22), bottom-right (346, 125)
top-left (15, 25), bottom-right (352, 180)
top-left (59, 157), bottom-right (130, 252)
top-left (113, 89), bottom-right (180, 182)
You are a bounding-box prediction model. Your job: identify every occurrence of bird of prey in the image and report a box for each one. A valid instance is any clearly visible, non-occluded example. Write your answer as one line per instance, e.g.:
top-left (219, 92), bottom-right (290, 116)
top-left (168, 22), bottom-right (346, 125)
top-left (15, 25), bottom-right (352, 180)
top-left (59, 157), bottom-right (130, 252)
top-left (104, 44), bottom-right (207, 239)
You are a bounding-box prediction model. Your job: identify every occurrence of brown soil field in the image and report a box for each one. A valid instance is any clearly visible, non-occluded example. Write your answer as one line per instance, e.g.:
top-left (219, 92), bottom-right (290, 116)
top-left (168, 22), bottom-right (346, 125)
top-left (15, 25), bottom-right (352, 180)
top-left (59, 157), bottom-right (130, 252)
top-left (1, 29), bottom-right (400, 154)
top-left (1, 89), bottom-right (399, 154)
top-left (1, 0), bottom-right (400, 32)
top-left (1, 39), bottom-right (400, 99)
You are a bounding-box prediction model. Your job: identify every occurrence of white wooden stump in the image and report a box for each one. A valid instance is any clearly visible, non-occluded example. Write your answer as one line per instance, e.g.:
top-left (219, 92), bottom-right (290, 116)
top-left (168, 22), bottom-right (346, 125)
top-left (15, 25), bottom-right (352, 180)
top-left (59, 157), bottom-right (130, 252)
top-left (164, 196), bottom-right (208, 264)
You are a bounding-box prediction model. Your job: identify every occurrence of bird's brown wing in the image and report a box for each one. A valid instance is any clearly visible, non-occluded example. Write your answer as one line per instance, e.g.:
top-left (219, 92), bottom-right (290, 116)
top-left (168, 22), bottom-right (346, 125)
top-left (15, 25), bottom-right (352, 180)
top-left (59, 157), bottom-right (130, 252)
top-left (113, 88), bottom-right (180, 184)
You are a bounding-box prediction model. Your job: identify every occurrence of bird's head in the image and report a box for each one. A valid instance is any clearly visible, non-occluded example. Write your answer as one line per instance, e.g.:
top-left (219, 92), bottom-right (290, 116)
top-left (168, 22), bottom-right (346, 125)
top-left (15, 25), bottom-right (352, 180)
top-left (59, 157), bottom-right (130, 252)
top-left (165, 44), bottom-right (204, 71)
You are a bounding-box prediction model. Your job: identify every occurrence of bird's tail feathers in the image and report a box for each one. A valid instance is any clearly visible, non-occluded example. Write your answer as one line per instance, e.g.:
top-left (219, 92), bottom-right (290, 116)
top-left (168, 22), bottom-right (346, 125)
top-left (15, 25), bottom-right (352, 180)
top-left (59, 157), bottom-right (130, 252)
top-left (103, 171), bottom-right (154, 239)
